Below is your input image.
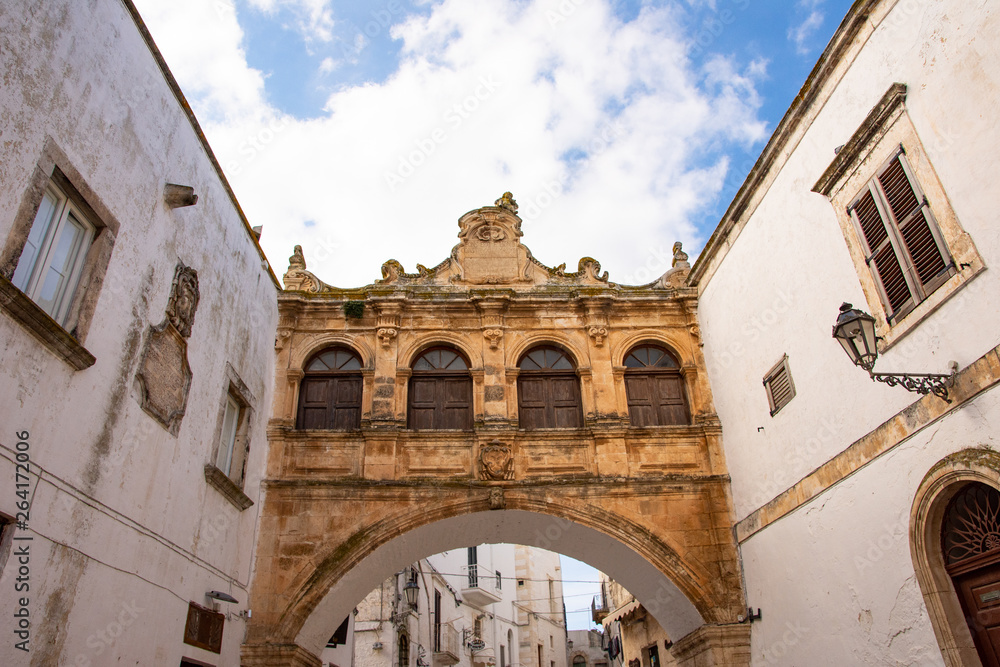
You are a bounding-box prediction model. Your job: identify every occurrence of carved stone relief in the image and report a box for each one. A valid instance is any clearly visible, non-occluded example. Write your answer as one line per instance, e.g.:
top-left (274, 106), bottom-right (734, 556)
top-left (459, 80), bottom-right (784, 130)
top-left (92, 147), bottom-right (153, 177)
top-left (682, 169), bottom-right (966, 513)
top-left (135, 263), bottom-right (199, 434)
top-left (480, 442), bottom-right (514, 480)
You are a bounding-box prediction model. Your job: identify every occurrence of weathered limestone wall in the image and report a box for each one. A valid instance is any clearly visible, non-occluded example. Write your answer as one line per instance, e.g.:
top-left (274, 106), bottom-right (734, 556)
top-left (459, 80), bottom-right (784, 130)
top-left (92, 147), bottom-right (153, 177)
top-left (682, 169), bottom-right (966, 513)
top-left (695, 0), bottom-right (1000, 664)
top-left (0, 1), bottom-right (278, 665)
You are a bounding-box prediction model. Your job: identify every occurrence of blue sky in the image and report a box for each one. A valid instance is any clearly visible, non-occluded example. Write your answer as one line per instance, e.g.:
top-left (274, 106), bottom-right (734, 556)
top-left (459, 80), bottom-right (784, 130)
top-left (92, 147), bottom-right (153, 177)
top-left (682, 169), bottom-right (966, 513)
top-left (134, 0), bottom-right (852, 629)
top-left (136, 0), bottom-right (854, 288)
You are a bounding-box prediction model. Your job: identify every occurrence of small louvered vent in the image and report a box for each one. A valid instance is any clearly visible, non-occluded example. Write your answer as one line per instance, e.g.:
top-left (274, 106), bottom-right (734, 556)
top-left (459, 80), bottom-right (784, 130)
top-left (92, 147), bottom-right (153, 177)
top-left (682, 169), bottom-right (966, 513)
top-left (763, 355), bottom-right (796, 416)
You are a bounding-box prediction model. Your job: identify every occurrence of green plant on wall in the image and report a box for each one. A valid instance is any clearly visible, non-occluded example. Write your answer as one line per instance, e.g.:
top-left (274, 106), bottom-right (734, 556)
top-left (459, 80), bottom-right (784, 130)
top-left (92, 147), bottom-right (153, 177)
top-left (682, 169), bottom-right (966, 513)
top-left (343, 300), bottom-right (365, 319)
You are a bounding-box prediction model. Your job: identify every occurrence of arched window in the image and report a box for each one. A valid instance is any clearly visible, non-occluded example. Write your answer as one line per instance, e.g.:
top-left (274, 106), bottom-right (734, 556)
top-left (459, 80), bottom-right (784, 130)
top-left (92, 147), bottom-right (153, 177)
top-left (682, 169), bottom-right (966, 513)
top-left (941, 482), bottom-right (1000, 661)
top-left (398, 633), bottom-right (410, 667)
top-left (297, 347), bottom-right (363, 429)
top-left (408, 347), bottom-right (472, 430)
top-left (623, 345), bottom-right (689, 426)
top-left (573, 656), bottom-right (587, 667)
top-left (517, 346), bottom-right (582, 429)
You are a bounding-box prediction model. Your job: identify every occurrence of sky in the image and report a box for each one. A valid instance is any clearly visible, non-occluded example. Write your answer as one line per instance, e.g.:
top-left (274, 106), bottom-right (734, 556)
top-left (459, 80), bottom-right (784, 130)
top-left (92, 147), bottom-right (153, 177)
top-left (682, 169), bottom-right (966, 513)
top-left (132, 0), bottom-right (854, 289)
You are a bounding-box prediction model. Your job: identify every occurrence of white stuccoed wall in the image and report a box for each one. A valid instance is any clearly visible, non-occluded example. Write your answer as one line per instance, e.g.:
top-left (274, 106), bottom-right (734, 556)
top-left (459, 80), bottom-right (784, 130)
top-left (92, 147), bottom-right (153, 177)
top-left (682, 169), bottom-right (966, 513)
top-left (696, 0), bottom-right (999, 664)
top-left (0, 0), bottom-right (278, 665)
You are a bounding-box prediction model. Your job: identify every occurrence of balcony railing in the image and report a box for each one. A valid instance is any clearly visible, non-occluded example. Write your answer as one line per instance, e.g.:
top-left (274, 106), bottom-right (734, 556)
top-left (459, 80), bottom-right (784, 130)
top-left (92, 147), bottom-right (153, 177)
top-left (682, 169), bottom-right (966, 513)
top-left (462, 565), bottom-right (501, 606)
top-left (434, 624), bottom-right (460, 666)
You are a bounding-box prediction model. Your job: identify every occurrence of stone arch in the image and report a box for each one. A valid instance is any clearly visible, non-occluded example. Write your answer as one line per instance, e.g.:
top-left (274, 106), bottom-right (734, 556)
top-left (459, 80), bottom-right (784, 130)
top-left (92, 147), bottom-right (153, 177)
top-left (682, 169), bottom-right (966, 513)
top-left (505, 332), bottom-right (589, 371)
top-left (290, 333), bottom-right (376, 371)
top-left (612, 330), bottom-right (692, 368)
top-left (246, 493), bottom-right (736, 665)
top-left (910, 447), bottom-right (1000, 667)
top-left (398, 332), bottom-right (482, 370)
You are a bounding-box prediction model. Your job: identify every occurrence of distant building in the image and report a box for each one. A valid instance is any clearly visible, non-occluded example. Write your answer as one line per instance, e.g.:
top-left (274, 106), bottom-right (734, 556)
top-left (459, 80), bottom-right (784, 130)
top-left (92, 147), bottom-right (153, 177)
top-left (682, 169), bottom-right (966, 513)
top-left (566, 629), bottom-right (607, 667)
top-left (331, 546), bottom-right (566, 667)
top-left (599, 577), bottom-right (675, 667)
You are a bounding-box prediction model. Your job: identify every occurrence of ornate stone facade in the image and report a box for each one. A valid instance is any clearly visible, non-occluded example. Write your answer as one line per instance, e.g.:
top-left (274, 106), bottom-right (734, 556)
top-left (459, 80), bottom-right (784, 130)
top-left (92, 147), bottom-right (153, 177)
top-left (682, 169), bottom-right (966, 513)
top-left (247, 196), bottom-right (747, 666)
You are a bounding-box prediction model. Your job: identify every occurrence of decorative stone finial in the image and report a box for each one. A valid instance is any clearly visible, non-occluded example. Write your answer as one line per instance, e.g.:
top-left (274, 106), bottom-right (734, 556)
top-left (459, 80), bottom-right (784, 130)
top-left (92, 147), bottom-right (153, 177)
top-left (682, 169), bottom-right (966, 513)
top-left (495, 192), bottom-right (518, 214)
top-left (672, 242), bottom-right (690, 269)
top-left (289, 245), bottom-right (306, 271)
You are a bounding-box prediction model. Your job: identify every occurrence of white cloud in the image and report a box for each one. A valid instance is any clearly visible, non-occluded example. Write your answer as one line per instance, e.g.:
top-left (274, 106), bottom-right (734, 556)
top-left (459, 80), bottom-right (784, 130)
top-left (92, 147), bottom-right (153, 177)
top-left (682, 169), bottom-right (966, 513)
top-left (788, 0), bottom-right (825, 55)
top-left (133, 0), bottom-right (769, 288)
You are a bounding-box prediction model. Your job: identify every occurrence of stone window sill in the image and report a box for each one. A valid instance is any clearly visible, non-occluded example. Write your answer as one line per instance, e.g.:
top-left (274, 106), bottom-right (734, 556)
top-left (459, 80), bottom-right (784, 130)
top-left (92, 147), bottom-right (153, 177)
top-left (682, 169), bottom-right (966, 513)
top-left (0, 275), bottom-right (95, 370)
top-left (204, 464), bottom-right (254, 511)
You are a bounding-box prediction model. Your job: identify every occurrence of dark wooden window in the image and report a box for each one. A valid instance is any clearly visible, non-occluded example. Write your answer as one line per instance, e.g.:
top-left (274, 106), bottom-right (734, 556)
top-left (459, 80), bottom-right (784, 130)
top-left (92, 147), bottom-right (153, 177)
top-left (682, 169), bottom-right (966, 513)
top-left (517, 346), bottom-right (583, 430)
top-left (408, 347), bottom-right (472, 430)
top-left (327, 616), bottom-right (350, 647)
top-left (399, 633), bottom-right (410, 667)
top-left (296, 347), bottom-right (363, 430)
top-left (434, 590), bottom-right (442, 652)
top-left (183, 602), bottom-right (224, 654)
top-left (763, 354), bottom-right (795, 417)
top-left (624, 345), bottom-right (689, 426)
top-left (849, 149), bottom-right (954, 323)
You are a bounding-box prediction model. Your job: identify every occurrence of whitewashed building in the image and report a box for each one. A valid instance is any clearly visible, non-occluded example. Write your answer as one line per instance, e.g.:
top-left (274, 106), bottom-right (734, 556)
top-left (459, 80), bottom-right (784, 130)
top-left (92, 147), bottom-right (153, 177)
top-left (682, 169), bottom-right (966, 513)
top-left (335, 546), bottom-right (567, 667)
top-left (0, 0), bottom-right (279, 665)
top-left (693, 0), bottom-right (1000, 664)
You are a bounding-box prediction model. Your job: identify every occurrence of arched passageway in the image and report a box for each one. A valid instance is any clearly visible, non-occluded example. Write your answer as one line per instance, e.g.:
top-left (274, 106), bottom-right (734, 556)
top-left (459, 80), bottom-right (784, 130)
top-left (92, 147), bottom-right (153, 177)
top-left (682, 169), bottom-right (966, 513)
top-left (243, 484), bottom-right (748, 667)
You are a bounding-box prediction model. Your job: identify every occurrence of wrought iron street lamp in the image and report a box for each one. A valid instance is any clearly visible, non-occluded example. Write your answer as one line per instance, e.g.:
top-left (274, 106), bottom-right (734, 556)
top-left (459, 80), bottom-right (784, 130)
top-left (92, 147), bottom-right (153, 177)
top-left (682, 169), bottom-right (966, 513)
top-left (403, 577), bottom-right (420, 607)
top-left (832, 302), bottom-right (957, 402)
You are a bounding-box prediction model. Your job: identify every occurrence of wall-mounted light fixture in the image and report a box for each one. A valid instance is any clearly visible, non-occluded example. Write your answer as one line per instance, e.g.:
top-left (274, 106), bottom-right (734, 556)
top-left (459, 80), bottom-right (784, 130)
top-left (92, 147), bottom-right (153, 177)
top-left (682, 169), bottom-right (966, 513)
top-left (206, 590), bottom-right (239, 604)
top-left (832, 303), bottom-right (957, 402)
top-left (403, 577), bottom-right (420, 607)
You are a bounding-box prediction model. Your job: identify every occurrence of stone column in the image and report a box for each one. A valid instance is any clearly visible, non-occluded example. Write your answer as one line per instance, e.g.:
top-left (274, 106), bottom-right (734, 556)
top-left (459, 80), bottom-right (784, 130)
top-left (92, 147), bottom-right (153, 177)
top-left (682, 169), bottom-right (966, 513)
top-left (669, 624), bottom-right (751, 667)
top-left (475, 296), bottom-right (511, 428)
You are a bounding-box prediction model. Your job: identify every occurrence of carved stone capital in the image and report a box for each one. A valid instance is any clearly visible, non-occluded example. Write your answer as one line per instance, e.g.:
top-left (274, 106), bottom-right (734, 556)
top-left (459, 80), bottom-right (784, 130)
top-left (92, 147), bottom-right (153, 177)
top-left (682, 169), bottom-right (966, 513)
top-left (484, 328), bottom-right (503, 350)
top-left (588, 326), bottom-right (608, 347)
top-left (377, 327), bottom-right (398, 349)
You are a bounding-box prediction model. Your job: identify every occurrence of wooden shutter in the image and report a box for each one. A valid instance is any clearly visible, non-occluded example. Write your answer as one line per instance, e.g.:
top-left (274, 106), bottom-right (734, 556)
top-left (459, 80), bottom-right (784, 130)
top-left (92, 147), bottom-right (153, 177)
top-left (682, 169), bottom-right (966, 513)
top-left (517, 376), bottom-right (550, 430)
top-left (850, 151), bottom-right (953, 321)
top-left (183, 602), bottom-right (224, 653)
top-left (763, 356), bottom-right (795, 416)
top-left (517, 347), bottom-right (583, 429)
top-left (297, 376), bottom-right (361, 429)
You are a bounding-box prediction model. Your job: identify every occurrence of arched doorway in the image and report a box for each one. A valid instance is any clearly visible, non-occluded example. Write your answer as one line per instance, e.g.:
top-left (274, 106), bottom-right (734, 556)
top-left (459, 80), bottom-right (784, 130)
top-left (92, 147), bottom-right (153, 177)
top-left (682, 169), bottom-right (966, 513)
top-left (911, 448), bottom-right (1000, 666)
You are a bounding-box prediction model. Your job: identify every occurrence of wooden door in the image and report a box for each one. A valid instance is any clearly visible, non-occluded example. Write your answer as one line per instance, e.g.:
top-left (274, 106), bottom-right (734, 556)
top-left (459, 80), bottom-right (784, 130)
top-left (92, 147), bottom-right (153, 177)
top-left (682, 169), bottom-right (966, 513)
top-left (625, 373), bottom-right (688, 426)
top-left (953, 561), bottom-right (1000, 666)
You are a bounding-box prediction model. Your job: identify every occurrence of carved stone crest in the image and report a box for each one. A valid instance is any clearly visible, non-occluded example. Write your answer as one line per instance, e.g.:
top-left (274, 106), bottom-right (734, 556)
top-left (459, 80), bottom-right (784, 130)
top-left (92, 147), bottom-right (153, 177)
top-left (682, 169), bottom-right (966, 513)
top-left (135, 263), bottom-right (199, 434)
top-left (476, 223), bottom-right (506, 243)
top-left (488, 487), bottom-right (506, 510)
top-left (282, 245), bottom-right (329, 292)
top-left (480, 442), bottom-right (514, 480)
top-left (166, 265), bottom-right (200, 338)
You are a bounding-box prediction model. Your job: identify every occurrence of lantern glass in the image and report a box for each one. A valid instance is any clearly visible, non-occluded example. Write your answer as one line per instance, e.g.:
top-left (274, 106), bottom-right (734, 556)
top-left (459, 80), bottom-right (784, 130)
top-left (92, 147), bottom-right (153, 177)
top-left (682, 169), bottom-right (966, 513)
top-left (404, 579), bottom-right (419, 607)
top-left (832, 303), bottom-right (878, 371)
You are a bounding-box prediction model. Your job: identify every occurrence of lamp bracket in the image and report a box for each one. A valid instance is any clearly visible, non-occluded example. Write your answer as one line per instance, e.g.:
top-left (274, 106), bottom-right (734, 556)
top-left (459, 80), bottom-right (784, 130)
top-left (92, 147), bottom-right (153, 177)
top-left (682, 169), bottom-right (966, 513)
top-left (869, 361), bottom-right (958, 403)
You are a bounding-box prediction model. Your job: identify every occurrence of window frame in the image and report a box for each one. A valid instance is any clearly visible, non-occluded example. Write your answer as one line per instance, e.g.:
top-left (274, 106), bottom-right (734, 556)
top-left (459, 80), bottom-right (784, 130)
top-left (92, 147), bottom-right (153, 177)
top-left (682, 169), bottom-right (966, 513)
top-left (0, 141), bottom-right (119, 370)
top-left (407, 346), bottom-right (473, 431)
top-left (516, 345), bottom-right (583, 430)
top-left (204, 363), bottom-right (255, 511)
top-left (812, 83), bottom-right (984, 351)
top-left (11, 181), bottom-right (96, 327)
top-left (622, 344), bottom-right (690, 427)
top-left (846, 148), bottom-right (954, 324)
top-left (296, 346), bottom-right (364, 430)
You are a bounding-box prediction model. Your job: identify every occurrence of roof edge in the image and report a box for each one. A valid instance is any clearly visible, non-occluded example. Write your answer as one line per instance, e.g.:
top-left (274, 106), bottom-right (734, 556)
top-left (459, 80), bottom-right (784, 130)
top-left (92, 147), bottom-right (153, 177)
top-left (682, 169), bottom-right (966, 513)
top-left (119, 0), bottom-right (282, 291)
top-left (687, 0), bottom-right (882, 288)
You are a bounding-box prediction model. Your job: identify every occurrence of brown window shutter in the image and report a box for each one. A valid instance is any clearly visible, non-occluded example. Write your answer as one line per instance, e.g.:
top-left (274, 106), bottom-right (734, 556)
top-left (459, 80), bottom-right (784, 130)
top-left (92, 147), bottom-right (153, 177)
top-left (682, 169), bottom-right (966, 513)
top-left (184, 602), bottom-right (224, 653)
top-left (764, 356), bottom-right (795, 416)
top-left (852, 189), bottom-right (914, 318)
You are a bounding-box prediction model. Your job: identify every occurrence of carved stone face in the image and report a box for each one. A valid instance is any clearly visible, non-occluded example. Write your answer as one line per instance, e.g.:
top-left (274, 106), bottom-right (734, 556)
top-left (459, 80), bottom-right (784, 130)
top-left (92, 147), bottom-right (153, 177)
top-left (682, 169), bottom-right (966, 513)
top-left (168, 267), bottom-right (200, 338)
